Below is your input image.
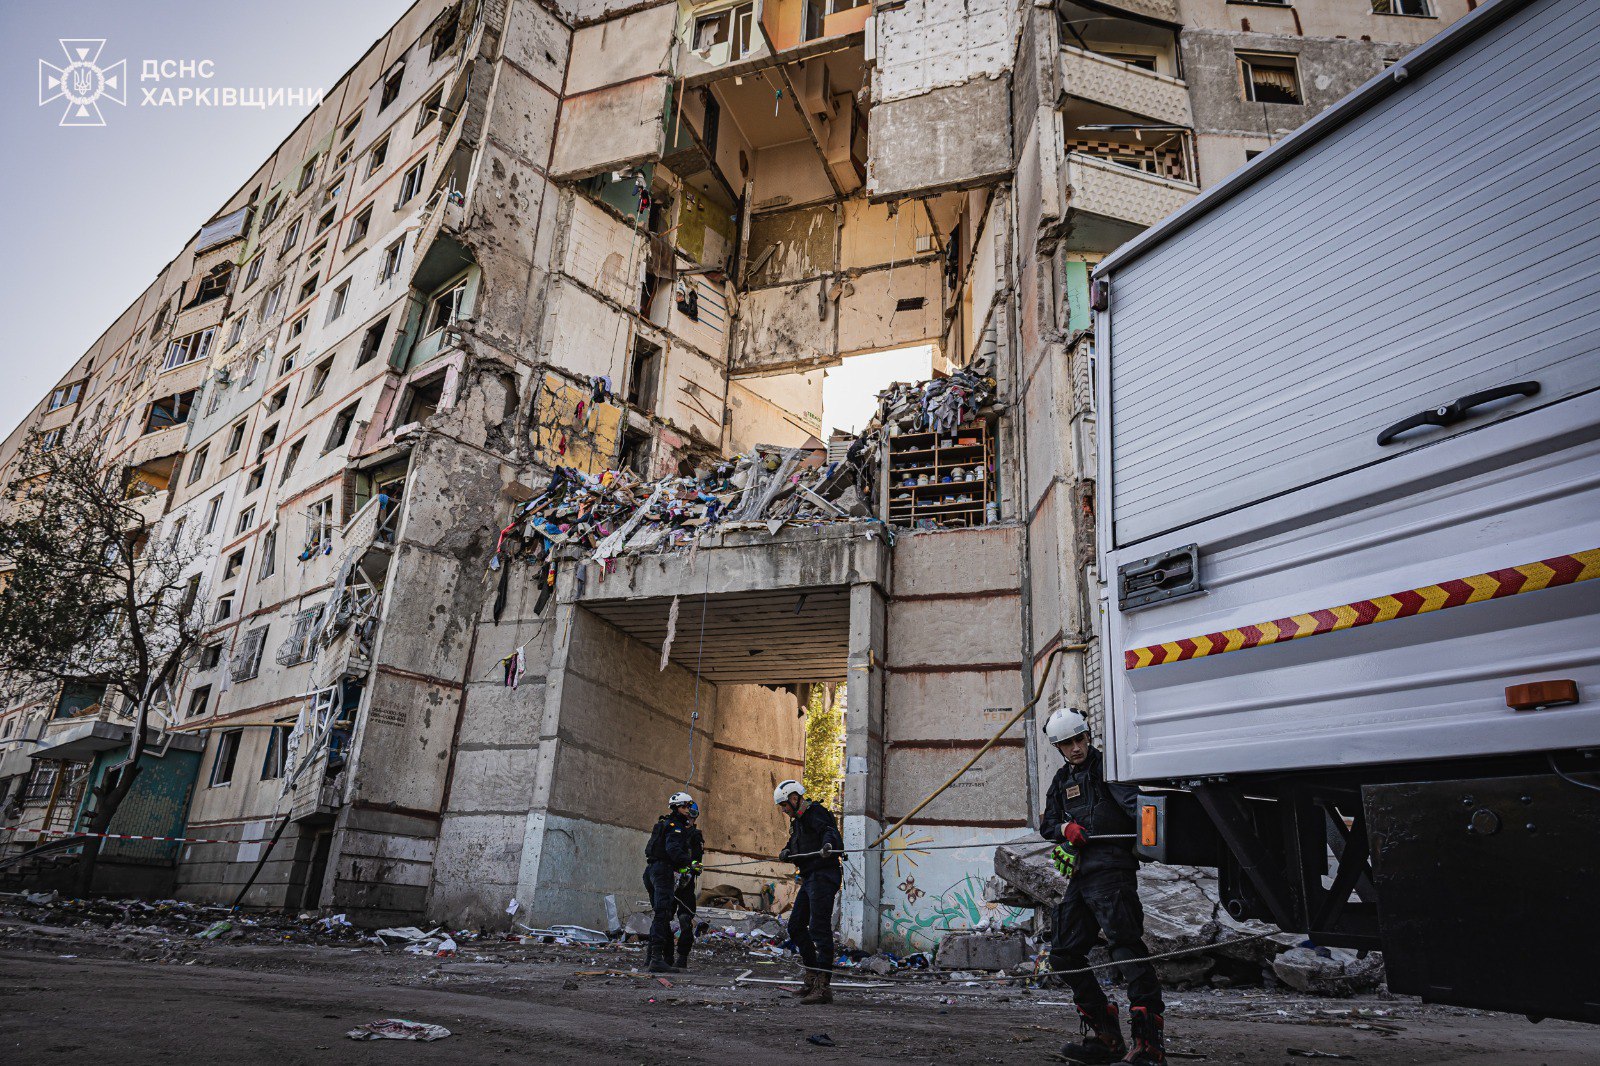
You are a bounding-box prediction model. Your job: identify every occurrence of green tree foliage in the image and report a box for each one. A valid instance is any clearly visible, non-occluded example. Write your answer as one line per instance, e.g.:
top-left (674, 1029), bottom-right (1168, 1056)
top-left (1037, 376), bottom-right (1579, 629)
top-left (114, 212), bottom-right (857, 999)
top-left (802, 682), bottom-right (846, 813)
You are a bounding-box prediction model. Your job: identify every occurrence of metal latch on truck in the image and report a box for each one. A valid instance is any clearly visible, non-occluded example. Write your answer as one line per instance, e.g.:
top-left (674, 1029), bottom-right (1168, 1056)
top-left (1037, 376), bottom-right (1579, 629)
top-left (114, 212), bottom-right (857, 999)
top-left (1117, 543), bottom-right (1202, 609)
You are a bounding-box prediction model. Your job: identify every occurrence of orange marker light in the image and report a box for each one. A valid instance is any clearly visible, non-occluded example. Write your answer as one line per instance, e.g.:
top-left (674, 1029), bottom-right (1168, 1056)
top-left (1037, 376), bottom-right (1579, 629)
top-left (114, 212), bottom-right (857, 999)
top-left (1140, 804), bottom-right (1158, 848)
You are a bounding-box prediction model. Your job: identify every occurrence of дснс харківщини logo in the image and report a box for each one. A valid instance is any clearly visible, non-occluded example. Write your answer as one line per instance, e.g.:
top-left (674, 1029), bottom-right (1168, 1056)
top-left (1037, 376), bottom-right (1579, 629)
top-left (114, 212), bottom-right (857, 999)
top-left (39, 39), bottom-right (126, 127)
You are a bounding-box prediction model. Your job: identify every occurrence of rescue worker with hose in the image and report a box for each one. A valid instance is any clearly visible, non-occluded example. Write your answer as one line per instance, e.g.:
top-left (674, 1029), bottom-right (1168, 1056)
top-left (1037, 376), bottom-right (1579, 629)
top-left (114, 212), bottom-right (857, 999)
top-left (1041, 707), bottom-right (1167, 1065)
top-left (775, 779), bottom-right (843, 1004)
top-left (643, 791), bottom-right (702, 973)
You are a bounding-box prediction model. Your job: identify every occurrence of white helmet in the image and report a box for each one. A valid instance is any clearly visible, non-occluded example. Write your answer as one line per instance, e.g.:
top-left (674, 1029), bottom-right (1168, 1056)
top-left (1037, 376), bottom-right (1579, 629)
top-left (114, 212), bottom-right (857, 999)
top-left (774, 779), bottom-right (805, 806)
top-left (1044, 706), bottom-right (1090, 744)
top-left (669, 791), bottom-right (695, 808)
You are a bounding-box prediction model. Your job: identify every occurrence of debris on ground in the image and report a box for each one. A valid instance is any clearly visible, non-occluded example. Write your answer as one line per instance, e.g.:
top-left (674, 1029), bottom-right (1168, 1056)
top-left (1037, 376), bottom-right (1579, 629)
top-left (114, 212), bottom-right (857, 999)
top-left (1273, 947), bottom-right (1385, 996)
top-left (805, 1033), bottom-right (837, 1047)
top-left (345, 1018), bottom-right (453, 1041)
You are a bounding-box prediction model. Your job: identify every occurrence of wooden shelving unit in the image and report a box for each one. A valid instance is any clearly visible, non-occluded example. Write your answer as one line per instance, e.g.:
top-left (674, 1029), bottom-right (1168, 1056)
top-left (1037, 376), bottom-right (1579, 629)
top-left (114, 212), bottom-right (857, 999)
top-left (882, 420), bottom-right (995, 529)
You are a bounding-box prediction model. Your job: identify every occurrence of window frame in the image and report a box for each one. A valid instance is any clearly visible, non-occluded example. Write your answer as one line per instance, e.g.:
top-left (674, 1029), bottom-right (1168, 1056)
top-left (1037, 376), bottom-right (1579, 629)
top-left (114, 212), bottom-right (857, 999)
top-left (209, 729), bottom-right (242, 785)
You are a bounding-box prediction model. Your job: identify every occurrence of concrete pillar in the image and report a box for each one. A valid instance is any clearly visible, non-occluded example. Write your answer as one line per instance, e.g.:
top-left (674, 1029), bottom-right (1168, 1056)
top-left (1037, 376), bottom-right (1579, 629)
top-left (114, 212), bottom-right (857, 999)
top-left (840, 581), bottom-right (886, 950)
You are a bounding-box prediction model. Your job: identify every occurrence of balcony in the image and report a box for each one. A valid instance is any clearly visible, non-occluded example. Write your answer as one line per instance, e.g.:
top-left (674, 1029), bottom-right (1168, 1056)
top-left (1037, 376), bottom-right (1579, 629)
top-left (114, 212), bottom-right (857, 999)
top-left (1088, 0), bottom-right (1180, 22)
top-left (1064, 153), bottom-right (1197, 246)
top-left (1060, 46), bottom-right (1191, 128)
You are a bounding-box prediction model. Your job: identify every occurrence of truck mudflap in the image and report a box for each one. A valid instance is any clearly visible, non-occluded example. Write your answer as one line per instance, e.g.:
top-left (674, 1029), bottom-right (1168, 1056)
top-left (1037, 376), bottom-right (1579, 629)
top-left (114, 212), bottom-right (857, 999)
top-left (1364, 770), bottom-right (1600, 1024)
top-left (1124, 548), bottom-right (1600, 671)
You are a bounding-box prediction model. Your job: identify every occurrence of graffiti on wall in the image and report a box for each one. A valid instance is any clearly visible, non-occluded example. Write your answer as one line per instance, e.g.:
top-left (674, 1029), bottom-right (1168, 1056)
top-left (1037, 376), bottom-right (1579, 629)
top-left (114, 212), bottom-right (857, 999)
top-left (878, 827), bottom-right (1030, 952)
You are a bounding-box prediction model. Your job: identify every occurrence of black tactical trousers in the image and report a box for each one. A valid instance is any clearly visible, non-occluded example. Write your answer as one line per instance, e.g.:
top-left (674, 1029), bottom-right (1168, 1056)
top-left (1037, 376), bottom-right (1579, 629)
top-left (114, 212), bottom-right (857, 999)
top-left (1050, 866), bottom-right (1164, 1013)
top-left (788, 866), bottom-right (842, 972)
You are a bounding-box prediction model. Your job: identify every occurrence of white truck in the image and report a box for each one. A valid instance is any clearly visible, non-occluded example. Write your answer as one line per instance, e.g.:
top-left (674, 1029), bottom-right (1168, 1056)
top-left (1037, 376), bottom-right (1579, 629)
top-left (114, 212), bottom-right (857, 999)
top-left (1091, 0), bottom-right (1599, 1024)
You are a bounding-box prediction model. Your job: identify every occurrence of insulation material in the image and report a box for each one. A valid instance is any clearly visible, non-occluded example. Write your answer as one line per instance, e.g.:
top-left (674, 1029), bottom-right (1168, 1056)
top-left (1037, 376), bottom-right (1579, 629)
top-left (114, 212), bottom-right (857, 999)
top-left (871, 0), bottom-right (1014, 104)
top-left (531, 373), bottom-right (625, 475)
top-left (673, 185), bottom-right (736, 267)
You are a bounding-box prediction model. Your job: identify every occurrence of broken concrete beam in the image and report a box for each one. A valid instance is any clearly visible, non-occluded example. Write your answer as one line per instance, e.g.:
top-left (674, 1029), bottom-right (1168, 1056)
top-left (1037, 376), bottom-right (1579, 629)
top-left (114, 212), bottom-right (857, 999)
top-left (934, 932), bottom-right (1030, 972)
top-left (993, 837), bottom-right (1070, 907)
top-left (1272, 947), bottom-right (1385, 996)
top-left (981, 874), bottom-right (1035, 909)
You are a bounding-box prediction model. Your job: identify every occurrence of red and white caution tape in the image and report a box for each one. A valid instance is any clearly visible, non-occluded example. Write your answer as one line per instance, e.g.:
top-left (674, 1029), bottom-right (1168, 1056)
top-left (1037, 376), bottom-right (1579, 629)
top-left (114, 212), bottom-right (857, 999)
top-left (0, 826), bottom-right (277, 845)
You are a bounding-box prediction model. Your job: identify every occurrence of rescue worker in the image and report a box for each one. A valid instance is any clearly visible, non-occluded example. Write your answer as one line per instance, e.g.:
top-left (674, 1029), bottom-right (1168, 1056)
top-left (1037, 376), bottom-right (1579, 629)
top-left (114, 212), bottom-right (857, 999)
top-left (1041, 707), bottom-right (1166, 1065)
top-left (774, 779), bottom-right (843, 1005)
top-left (671, 800), bottom-right (706, 970)
top-left (643, 791), bottom-right (700, 973)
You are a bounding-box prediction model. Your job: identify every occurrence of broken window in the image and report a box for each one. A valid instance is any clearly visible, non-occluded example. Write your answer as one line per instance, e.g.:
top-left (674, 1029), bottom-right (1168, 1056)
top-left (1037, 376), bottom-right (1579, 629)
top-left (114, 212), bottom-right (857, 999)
top-left (47, 381), bottom-right (83, 410)
top-left (267, 386), bottom-right (289, 414)
top-left (261, 282), bottom-right (284, 320)
top-left (346, 204), bottom-right (373, 248)
top-left (259, 526), bottom-right (277, 578)
top-left (287, 314), bottom-right (308, 343)
top-left (203, 494), bottom-right (223, 534)
top-left (279, 350), bottom-right (298, 377)
top-left (213, 594), bottom-right (233, 622)
top-left (307, 357), bottom-right (334, 400)
top-left (223, 421), bottom-right (245, 456)
top-left (189, 263), bottom-right (233, 307)
top-left (628, 338), bottom-right (662, 414)
top-left (379, 62), bottom-right (406, 110)
top-left (38, 427), bottom-right (64, 451)
top-left (280, 216), bottom-right (303, 257)
top-left (400, 373), bottom-right (446, 426)
top-left (426, 280), bottom-right (468, 336)
top-left (416, 86), bottom-right (444, 134)
top-left (224, 548), bottom-right (245, 580)
top-left (323, 278), bottom-right (350, 323)
top-left (236, 505), bottom-right (256, 535)
top-left (279, 439), bottom-right (303, 484)
top-left (298, 275), bottom-right (319, 303)
top-left (143, 390), bottom-right (196, 433)
top-left (244, 466), bottom-right (265, 494)
top-left (316, 203), bottom-right (337, 236)
top-left (1372, 0), bottom-right (1430, 12)
top-left (54, 681), bottom-right (106, 719)
top-left (186, 684), bottom-right (212, 719)
top-left (429, 15), bottom-right (458, 62)
top-left (163, 328), bottom-right (215, 370)
top-left (261, 195), bottom-right (282, 226)
top-left (355, 316), bottom-right (389, 366)
top-left (199, 642), bottom-right (223, 670)
top-left (379, 237), bottom-right (405, 280)
top-left (277, 606), bottom-right (325, 666)
top-left (693, 4), bottom-right (754, 58)
top-left (325, 402), bottom-right (359, 452)
top-left (209, 729), bottom-right (241, 785)
top-left (186, 444), bottom-right (209, 485)
top-left (341, 113), bottom-right (360, 141)
top-left (367, 136), bottom-right (389, 178)
top-left (261, 724), bottom-right (291, 779)
top-left (398, 160), bottom-right (426, 206)
top-left (1239, 52), bottom-right (1302, 104)
top-left (226, 314), bottom-right (248, 349)
top-left (307, 497), bottom-right (336, 552)
top-left (298, 156), bottom-right (319, 195)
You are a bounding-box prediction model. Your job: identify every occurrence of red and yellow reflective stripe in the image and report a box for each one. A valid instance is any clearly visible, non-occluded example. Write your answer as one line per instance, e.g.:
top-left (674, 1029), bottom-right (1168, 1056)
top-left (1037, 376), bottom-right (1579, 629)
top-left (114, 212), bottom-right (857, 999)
top-left (1124, 548), bottom-right (1600, 671)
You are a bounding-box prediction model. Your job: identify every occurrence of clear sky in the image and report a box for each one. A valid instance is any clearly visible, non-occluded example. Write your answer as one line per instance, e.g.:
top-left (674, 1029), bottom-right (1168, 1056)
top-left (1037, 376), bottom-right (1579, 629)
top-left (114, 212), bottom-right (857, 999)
top-left (0, 0), bottom-right (416, 437)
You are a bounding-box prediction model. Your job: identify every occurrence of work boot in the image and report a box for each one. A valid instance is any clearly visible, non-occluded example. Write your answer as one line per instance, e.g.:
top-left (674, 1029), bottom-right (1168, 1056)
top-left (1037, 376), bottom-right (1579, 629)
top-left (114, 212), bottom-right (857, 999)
top-left (799, 969), bottom-right (833, 1005)
top-left (1121, 1007), bottom-right (1165, 1066)
top-left (647, 943), bottom-right (680, 973)
top-left (1059, 1003), bottom-right (1127, 1064)
top-left (789, 967), bottom-right (816, 997)
top-left (675, 948), bottom-right (691, 971)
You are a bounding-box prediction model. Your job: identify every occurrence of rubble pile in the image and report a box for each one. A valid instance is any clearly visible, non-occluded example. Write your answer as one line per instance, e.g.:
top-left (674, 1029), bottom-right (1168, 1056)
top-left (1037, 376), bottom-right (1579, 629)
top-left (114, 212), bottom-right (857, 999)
top-left (990, 840), bottom-right (1387, 994)
top-left (491, 443), bottom-right (879, 581)
top-left (871, 354), bottom-right (997, 438)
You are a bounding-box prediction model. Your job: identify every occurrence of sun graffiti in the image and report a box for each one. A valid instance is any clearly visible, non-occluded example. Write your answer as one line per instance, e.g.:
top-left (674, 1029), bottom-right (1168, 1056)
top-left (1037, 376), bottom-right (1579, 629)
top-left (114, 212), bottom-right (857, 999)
top-left (882, 830), bottom-right (935, 881)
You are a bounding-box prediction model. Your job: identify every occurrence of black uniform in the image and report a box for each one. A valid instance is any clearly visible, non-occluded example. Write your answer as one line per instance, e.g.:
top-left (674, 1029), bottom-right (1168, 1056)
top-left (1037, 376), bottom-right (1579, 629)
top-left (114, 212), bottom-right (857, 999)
top-left (643, 810), bottom-right (697, 959)
top-left (671, 821), bottom-right (705, 961)
top-left (1040, 747), bottom-right (1163, 1014)
top-left (782, 801), bottom-right (844, 973)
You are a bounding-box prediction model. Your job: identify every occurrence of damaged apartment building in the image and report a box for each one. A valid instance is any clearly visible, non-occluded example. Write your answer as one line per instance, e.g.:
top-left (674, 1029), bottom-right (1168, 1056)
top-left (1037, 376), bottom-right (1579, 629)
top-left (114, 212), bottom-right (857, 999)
top-left (0, 0), bottom-right (1468, 946)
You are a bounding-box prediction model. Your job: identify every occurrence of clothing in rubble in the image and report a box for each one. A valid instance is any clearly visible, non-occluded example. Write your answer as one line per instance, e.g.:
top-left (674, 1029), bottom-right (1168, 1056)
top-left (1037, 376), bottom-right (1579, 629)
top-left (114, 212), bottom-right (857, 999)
top-left (781, 799), bottom-right (844, 973)
top-left (1040, 745), bottom-right (1165, 1034)
top-left (643, 808), bottom-right (699, 965)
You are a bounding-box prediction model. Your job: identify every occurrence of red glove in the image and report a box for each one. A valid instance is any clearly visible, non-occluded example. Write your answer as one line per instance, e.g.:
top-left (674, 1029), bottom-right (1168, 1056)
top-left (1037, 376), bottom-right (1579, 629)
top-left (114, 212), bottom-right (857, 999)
top-left (1060, 821), bottom-right (1088, 846)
